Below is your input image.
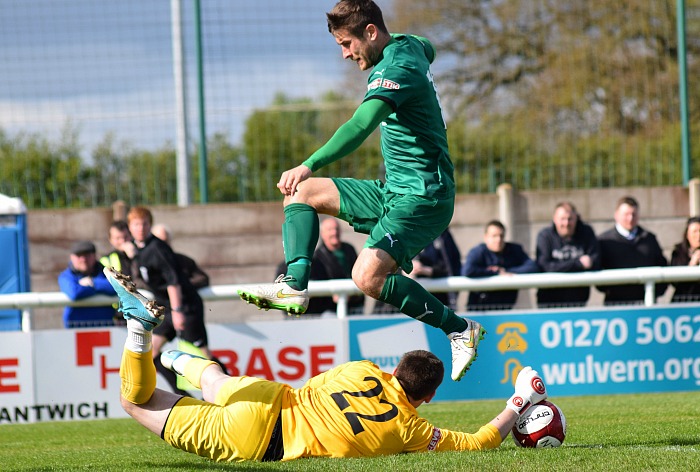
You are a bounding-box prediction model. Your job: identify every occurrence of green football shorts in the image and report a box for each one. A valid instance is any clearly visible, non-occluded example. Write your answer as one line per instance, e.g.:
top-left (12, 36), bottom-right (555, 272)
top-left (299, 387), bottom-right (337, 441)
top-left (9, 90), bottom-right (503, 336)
top-left (332, 178), bottom-right (454, 273)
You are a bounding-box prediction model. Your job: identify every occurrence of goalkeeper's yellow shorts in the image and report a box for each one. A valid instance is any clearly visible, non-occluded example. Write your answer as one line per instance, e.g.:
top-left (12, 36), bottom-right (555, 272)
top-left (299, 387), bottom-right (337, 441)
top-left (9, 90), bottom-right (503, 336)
top-left (162, 375), bottom-right (285, 462)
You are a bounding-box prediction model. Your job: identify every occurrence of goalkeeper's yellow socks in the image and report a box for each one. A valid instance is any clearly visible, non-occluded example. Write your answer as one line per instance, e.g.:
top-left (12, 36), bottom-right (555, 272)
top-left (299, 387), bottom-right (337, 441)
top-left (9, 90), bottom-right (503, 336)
top-left (120, 348), bottom-right (156, 404)
top-left (161, 350), bottom-right (217, 389)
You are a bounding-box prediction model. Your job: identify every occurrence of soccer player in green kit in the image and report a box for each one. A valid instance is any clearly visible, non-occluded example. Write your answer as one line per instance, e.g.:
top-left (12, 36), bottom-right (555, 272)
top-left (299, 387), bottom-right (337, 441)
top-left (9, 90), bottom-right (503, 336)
top-left (238, 0), bottom-right (485, 381)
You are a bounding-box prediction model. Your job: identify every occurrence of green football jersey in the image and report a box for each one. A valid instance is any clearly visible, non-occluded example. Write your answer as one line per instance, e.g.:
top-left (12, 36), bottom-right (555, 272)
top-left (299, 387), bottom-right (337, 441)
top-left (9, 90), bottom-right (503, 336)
top-left (364, 34), bottom-right (454, 199)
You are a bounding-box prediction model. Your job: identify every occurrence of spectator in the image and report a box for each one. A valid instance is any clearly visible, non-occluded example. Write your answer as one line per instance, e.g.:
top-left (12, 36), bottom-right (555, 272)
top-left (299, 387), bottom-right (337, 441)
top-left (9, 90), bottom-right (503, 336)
top-left (58, 240), bottom-right (116, 328)
top-left (536, 202), bottom-right (601, 308)
top-left (128, 206), bottom-right (223, 396)
top-left (410, 229), bottom-right (461, 309)
top-left (151, 224), bottom-right (210, 289)
top-left (670, 216), bottom-right (700, 303)
top-left (462, 220), bottom-right (539, 311)
top-left (597, 196), bottom-right (667, 305)
top-left (100, 220), bottom-right (137, 278)
top-left (308, 217), bottom-right (364, 315)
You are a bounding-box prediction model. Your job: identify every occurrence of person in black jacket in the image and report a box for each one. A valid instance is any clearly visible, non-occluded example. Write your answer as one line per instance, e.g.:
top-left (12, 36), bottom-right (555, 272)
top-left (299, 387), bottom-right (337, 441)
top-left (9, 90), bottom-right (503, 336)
top-left (127, 206), bottom-right (223, 396)
top-left (462, 220), bottom-right (539, 311)
top-left (597, 196), bottom-right (667, 305)
top-left (279, 217), bottom-right (365, 315)
top-left (536, 202), bottom-right (601, 308)
top-left (411, 229), bottom-right (461, 309)
top-left (669, 216), bottom-right (700, 303)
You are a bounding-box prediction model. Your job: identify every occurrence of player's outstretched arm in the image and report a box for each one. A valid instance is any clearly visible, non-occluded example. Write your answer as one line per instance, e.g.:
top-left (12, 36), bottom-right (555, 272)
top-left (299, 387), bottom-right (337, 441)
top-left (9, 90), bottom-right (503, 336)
top-left (300, 99), bottom-right (392, 172)
top-left (479, 366), bottom-right (548, 446)
top-left (487, 408), bottom-right (519, 443)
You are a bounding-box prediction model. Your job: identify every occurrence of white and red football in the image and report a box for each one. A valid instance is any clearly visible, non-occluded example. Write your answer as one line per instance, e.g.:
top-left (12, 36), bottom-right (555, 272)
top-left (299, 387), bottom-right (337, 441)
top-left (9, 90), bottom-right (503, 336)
top-left (511, 400), bottom-right (566, 448)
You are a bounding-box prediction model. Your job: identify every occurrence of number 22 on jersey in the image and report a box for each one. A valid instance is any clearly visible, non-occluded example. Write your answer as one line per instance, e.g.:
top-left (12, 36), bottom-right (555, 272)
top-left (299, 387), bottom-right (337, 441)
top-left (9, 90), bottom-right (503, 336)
top-left (330, 376), bottom-right (399, 435)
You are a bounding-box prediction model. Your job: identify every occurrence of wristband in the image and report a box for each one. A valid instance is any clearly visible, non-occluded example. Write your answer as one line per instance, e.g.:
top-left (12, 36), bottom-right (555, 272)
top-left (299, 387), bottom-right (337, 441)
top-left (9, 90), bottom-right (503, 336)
top-left (171, 306), bottom-right (183, 312)
top-left (506, 393), bottom-right (530, 415)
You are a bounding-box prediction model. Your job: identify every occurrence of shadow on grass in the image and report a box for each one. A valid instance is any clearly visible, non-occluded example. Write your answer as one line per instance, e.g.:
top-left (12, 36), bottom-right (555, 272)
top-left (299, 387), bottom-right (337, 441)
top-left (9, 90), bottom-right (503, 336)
top-left (139, 460), bottom-right (282, 470)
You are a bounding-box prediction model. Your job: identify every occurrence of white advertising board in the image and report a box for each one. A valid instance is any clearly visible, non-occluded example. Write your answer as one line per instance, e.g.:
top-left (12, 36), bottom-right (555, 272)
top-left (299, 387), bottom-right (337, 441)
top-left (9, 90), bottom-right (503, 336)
top-left (0, 318), bottom-right (347, 424)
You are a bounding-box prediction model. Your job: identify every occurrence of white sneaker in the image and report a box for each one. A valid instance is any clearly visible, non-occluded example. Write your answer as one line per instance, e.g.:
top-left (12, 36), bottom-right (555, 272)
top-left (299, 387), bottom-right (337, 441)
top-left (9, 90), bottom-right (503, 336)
top-left (448, 319), bottom-right (486, 381)
top-left (237, 275), bottom-right (309, 315)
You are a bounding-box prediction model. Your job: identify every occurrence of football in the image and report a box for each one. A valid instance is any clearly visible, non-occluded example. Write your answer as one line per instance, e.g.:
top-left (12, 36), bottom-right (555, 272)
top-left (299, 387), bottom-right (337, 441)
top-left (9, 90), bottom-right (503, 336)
top-left (511, 400), bottom-right (566, 448)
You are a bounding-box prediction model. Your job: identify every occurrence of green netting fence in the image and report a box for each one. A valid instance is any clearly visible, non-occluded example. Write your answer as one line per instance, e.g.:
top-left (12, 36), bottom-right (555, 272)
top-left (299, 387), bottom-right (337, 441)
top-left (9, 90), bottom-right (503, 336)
top-left (0, 0), bottom-right (698, 209)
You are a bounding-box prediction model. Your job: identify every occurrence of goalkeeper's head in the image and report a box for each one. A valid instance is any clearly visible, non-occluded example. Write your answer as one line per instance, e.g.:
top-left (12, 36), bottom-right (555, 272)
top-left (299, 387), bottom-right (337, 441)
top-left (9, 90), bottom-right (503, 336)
top-left (394, 350), bottom-right (444, 403)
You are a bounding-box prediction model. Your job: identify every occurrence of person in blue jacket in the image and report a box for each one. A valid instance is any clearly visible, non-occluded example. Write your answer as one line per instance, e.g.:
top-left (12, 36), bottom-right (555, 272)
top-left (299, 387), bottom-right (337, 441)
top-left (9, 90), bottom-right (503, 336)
top-left (58, 240), bottom-right (117, 328)
top-left (462, 220), bottom-right (539, 311)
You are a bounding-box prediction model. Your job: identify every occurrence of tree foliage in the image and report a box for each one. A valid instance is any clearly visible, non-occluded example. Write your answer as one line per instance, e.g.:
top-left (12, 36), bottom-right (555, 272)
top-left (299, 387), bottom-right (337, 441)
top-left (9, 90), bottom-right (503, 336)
top-left (390, 0), bottom-right (699, 190)
top-left (392, 0), bottom-right (699, 136)
top-left (240, 92), bottom-right (383, 201)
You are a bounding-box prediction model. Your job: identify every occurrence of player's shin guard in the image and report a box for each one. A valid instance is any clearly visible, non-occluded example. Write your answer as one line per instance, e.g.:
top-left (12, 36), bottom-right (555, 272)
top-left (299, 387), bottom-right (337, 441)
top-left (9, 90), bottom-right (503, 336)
top-left (120, 349), bottom-right (157, 405)
top-left (282, 203), bottom-right (319, 290)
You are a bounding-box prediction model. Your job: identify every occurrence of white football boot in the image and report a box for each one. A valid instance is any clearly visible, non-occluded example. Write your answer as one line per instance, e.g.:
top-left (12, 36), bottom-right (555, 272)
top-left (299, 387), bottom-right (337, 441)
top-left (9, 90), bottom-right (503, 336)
top-left (448, 319), bottom-right (486, 381)
top-left (237, 275), bottom-right (309, 315)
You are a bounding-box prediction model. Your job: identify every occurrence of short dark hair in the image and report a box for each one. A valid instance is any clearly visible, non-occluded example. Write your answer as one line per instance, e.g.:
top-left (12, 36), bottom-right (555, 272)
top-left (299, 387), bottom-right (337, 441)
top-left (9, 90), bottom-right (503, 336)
top-left (109, 220), bottom-right (129, 233)
top-left (394, 350), bottom-right (444, 400)
top-left (616, 196), bottom-right (639, 209)
top-left (485, 219), bottom-right (505, 233)
top-left (326, 0), bottom-right (388, 37)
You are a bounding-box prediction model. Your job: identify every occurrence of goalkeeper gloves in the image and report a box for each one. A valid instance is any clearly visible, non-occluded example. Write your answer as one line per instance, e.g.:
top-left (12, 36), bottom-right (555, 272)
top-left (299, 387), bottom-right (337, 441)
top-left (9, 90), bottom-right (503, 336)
top-left (506, 366), bottom-right (547, 415)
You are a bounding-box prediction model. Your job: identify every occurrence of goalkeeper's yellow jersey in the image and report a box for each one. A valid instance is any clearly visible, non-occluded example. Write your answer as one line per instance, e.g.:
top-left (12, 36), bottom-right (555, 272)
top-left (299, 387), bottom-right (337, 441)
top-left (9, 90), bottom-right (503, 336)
top-left (279, 360), bottom-right (501, 460)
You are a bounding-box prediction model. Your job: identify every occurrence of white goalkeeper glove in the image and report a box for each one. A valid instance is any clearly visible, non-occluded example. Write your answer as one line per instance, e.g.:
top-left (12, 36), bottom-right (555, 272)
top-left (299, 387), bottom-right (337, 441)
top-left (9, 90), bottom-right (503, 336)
top-left (506, 366), bottom-right (547, 415)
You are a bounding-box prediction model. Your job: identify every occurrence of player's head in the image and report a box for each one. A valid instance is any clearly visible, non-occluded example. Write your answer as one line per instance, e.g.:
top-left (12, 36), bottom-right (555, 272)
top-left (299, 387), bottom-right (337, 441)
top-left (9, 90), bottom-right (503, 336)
top-left (69, 240), bottom-right (97, 274)
top-left (320, 217), bottom-right (342, 251)
top-left (484, 220), bottom-right (506, 253)
top-left (151, 224), bottom-right (172, 245)
top-left (682, 216), bottom-right (700, 249)
top-left (327, 0), bottom-right (389, 71)
top-left (108, 220), bottom-right (132, 251)
top-left (614, 196), bottom-right (639, 232)
top-left (394, 350), bottom-right (444, 402)
top-left (127, 206), bottom-right (153, 243)
top-left (552, 202), bottom-right (578, 238)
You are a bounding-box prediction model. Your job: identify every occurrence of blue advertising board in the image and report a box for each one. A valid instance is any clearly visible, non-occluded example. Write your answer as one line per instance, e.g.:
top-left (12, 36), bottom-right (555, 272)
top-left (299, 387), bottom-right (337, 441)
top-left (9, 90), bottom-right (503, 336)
top-left (348, 305), bottom-right (700, 402)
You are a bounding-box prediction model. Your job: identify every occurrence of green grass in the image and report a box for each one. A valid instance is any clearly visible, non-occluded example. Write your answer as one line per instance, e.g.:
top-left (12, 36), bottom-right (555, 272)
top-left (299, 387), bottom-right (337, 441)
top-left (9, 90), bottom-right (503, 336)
top-left (3, 392), bottom-right (699, 471)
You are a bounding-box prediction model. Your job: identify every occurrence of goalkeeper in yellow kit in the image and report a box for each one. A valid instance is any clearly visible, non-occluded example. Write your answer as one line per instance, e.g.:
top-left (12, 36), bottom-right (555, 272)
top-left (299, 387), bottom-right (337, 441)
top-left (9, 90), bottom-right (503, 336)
top-left (106, 267), bottom-right (548, 462)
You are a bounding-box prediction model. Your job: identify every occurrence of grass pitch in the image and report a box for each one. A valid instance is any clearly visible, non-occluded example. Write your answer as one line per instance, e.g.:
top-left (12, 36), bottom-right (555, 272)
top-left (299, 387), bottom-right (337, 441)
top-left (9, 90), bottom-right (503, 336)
top-left (3, 391), bottom-right (699, 471)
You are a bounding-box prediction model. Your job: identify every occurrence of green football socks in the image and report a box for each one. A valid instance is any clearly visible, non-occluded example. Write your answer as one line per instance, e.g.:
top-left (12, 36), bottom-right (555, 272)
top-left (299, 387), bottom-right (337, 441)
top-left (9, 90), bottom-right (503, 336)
top-left (379, 273), bottom-right (468, 335)
top-left (282, 203), bottom-right (319, 290)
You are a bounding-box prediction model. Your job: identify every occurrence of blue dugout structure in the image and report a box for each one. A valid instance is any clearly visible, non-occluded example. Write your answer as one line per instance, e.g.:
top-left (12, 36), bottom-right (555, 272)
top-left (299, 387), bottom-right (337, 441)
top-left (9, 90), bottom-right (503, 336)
top-left (0, 195), bottom-right (30, 330)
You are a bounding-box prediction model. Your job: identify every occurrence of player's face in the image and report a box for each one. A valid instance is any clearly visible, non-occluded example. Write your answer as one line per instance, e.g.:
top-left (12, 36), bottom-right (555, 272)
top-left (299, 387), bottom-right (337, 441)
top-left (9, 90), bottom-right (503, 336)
top-left (553, 207), bottom-right (577, 238)
top-left (128, 217), bottom-right (151, 244)
top-left (70, 252), bottom-right (95, 274)
top-left (484, 225), bottom-right (506, 253)
top-left (687, 222), bottom-right (700, 250)
top-left (109, 228), bottom-right (132, 251)
top-left (614, 203), bottom-right (638, 232)
top-left (320, 219), bottom-right (342, 250)
top-left (333, 27), bottom-right (379, 71)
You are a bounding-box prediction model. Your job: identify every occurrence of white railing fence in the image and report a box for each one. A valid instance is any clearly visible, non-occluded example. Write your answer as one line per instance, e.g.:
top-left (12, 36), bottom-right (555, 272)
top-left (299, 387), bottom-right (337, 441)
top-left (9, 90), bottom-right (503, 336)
top-left (1, 266), bottom-right (700, 331)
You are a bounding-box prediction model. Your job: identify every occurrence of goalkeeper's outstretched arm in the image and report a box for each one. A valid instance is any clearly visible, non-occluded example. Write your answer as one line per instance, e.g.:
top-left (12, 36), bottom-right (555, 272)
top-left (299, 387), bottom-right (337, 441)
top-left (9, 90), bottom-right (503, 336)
top-left (431, 366), bottom-right (547, 451)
